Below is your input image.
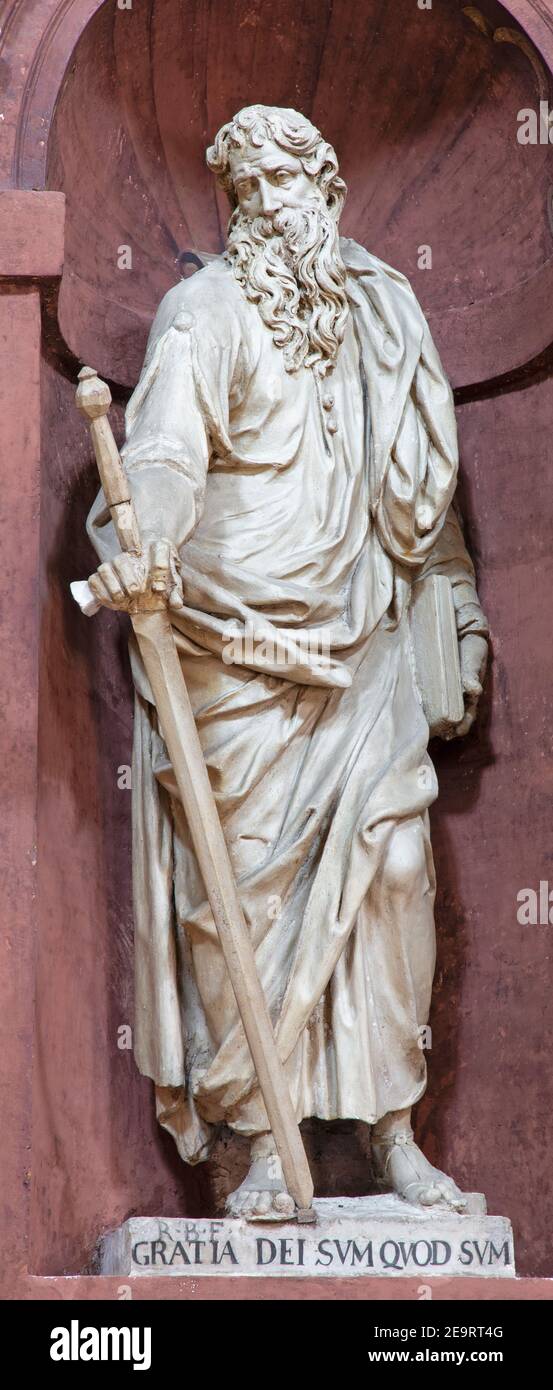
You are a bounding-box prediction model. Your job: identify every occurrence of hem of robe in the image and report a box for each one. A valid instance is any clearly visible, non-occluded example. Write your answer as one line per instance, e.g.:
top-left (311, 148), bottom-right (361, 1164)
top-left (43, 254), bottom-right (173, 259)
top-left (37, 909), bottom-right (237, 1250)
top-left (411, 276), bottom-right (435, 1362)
top-left (154, 1074), bottom-right (430, 1166)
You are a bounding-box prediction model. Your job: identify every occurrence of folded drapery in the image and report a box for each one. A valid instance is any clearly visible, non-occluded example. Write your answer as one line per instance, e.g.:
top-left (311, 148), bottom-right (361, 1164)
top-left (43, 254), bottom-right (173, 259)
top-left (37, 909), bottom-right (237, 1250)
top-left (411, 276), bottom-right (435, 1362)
top-left (87, 239), bottom-right (486, 1160)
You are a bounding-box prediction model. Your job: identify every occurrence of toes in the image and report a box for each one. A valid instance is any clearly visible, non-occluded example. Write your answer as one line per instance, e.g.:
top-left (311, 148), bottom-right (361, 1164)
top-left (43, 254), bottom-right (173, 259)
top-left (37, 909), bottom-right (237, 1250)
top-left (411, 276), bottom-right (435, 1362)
top-left (274, 1191), bottom-right (295, 1216)
top-left (241, 1191), bottom-right (258, 1218)
top-left (418, 1184), bottom-right (443, 1207)
top-left (419, 1181), bottom-right (467, 1212)
top-left (230, 1188), bottom-right (295, 1220)
top-left (253, 1191), bottom-right (271, 1216)
top-left (435, 1180), bottom-right (467, 1212)
top-left (445, 1190), bottom-right (468, 1213)
top-left (225, 1190), bottom-right (244, 1217)
top-left (227, 1183), bottom-right (295, 1222)
top-left (228, 1189), bottom-right (253, 1217)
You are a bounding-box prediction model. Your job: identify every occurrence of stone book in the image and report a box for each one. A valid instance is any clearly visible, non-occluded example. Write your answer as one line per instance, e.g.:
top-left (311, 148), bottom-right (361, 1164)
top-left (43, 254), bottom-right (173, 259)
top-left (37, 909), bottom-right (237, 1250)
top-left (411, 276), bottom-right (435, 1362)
top-left (410, 574), bottom-right (464, 735)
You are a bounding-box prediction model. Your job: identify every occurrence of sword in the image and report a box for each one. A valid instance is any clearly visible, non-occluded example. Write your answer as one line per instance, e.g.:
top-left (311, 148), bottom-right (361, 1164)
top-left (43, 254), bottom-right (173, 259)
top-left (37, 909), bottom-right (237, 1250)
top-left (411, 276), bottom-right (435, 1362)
top-left (71, 366), bottom-right (314, 1217)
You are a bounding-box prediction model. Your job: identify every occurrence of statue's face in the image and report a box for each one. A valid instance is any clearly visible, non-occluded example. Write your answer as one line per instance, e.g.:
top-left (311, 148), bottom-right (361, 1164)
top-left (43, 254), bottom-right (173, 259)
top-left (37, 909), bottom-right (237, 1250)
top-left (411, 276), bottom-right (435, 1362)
top-left (228, 140), bottom-right (321, 222)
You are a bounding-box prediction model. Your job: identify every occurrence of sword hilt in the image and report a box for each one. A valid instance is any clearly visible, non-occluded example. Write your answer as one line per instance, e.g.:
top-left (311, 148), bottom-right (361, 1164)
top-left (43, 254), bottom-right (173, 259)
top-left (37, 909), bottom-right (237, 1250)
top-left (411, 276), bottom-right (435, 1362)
top-left (72, 366), bottom-right (143, 616)
top-left (76, 366), bottom-right (142, 556)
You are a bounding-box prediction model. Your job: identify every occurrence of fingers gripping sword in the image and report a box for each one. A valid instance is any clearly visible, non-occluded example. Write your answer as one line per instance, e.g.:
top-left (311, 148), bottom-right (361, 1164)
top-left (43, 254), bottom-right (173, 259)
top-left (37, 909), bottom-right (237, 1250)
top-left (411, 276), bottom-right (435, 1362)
top-left (71, 367), bottom-right (314, 1217)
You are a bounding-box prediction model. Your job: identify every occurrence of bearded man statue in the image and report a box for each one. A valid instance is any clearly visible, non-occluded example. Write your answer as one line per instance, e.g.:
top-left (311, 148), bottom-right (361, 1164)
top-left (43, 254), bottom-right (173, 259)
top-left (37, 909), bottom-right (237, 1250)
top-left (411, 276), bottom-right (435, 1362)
top-left (87, 105), bottom-right (489, 1221)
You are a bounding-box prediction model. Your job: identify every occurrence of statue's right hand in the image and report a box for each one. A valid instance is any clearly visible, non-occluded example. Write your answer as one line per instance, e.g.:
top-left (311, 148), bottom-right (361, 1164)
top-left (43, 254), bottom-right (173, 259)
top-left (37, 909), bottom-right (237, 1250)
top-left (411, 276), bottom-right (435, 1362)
top-left (88, 538), bottom-right (184, 612)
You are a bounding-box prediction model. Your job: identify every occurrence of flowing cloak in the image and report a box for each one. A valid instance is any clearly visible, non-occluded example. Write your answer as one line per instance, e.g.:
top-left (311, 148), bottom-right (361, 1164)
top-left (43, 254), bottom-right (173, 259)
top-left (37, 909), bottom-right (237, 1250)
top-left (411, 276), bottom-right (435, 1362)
top-left (88, 239), bottom-right (488, 1161)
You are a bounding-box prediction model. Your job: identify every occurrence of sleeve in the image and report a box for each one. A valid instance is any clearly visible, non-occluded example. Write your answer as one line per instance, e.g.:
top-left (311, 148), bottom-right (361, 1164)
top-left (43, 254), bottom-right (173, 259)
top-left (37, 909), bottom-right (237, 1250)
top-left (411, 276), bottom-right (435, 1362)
top-left (413, 498), bottom-right (490, 640)
top-left (86, 276), bottom-right (241, 564)
top-left (373, 318), bottom-right (459, 568)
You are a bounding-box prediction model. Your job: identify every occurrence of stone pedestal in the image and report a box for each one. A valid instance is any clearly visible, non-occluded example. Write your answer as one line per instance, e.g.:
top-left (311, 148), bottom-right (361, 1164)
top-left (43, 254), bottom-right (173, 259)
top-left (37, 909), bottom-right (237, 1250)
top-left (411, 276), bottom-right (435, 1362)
top-left (99, 1196), bottom-right (515, 1280)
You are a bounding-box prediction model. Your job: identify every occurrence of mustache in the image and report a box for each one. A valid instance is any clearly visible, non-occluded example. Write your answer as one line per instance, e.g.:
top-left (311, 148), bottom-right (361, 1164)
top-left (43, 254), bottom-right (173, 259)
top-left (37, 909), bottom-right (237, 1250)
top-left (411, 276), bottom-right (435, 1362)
top-left (242, 202), bottom-right (336, 262)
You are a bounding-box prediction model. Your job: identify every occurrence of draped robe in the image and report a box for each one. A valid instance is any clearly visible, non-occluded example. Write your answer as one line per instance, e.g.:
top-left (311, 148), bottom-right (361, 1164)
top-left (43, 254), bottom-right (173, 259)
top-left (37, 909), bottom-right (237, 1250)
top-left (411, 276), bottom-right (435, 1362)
top-left (88, 239), bottom-right (488, 1162)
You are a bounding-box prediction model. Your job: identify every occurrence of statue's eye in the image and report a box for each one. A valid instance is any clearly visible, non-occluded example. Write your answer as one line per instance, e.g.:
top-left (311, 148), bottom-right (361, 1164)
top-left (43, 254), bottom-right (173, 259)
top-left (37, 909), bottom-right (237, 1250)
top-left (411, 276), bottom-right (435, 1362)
top-left (272, 170), bottom-right (292, 185)
top-left (237, 179), bottom-right (255, 198)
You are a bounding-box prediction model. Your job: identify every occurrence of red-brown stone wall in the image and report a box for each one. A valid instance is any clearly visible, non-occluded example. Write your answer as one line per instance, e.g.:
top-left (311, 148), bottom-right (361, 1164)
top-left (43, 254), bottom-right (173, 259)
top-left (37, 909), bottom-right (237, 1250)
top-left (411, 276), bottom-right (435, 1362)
top-left (1, 0), bottom-right (552, 1294)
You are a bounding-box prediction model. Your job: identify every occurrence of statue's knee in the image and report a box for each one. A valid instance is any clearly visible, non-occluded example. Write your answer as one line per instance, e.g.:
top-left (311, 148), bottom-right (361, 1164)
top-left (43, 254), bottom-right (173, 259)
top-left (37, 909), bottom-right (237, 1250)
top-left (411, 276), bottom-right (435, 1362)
top-left (382, 821), bottom-right (427, 901)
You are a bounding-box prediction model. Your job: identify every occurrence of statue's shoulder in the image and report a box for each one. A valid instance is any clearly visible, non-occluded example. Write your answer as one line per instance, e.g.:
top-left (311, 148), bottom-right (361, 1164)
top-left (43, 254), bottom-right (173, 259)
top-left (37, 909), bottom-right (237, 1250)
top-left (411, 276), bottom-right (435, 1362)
top-left (149, 257), bottom-right (241, 345)
top-left (341, 236), bottom-right (419, 298)
top-left (339, 234), bottom-right (425, 346)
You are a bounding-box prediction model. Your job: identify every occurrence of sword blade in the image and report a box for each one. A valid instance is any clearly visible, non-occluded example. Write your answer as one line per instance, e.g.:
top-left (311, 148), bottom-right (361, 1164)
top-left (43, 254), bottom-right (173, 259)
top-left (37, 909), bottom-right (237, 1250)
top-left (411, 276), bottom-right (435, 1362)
top-left (131, 604), bottom-right (314, 1212)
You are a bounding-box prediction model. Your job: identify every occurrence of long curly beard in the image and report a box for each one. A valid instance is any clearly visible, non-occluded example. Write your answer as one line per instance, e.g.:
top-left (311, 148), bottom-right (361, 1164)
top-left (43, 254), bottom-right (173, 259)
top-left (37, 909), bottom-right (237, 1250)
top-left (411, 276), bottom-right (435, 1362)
top-left (225, 201), bottom-right (349, 376)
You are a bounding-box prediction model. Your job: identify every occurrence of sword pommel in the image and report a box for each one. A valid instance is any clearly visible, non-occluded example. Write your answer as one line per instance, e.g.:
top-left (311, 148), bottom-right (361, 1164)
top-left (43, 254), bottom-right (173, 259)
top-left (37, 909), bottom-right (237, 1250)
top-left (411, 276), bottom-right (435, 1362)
top-left (76, 366), bottom-right (112, 422)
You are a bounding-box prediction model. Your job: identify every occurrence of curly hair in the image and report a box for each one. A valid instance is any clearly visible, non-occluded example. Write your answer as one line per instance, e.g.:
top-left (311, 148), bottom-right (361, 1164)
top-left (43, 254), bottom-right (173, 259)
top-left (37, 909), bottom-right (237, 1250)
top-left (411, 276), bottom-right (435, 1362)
top-left (206, 105), bottom-right (346, 222)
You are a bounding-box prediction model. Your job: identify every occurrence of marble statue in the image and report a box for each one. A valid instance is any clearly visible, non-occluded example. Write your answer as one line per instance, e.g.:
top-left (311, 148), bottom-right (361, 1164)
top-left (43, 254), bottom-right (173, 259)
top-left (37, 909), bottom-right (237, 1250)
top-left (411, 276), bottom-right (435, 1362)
top-left (86, 105), bottom-right (489, 1222)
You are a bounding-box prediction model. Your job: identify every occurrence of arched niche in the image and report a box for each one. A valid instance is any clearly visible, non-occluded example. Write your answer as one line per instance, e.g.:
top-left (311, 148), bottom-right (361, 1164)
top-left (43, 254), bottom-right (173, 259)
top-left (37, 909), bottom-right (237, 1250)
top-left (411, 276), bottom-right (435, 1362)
top-left (42, 0), bottom-right (553, 388)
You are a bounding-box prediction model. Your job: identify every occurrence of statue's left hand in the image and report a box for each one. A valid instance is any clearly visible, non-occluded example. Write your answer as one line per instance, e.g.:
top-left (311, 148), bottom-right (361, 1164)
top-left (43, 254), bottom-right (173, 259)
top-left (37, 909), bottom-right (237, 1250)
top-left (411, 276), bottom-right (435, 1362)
top-left (443, 633), bottom-right (489, 740)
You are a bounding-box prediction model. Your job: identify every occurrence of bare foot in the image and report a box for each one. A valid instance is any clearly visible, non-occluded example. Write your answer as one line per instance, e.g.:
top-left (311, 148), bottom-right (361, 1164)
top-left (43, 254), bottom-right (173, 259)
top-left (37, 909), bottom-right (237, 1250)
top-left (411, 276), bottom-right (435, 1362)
top-left (372, 1128), bottom-right (468, 1213)
top-left (226, 1134), bottom-right (296, 1222)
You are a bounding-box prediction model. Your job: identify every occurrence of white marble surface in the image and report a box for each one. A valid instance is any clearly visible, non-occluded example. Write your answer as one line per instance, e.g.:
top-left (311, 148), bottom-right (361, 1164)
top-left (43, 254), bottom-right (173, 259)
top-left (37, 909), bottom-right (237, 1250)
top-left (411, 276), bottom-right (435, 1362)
top-left (86, 108), bottom-right (489, 1188)
top-left (99, 1195), bottom-right (515, 1278)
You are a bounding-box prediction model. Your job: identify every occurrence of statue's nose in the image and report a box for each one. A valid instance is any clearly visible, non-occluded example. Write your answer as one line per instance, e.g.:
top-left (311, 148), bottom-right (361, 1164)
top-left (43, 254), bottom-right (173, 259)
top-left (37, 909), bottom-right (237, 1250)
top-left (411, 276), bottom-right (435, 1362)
top-left (259, 183), bottom-right (282, 216)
